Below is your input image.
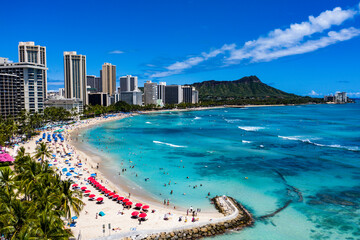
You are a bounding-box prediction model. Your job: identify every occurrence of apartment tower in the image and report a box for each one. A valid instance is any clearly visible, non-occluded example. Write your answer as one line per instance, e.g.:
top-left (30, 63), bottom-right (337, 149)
top-left (63, 51), bottom-right (87, 105)
top-left (144, 80), bottom-right (158, 105)
top-left (18, 41), bottom-right (47, 98)
top-left (101, 63), bottom-right (116, 95)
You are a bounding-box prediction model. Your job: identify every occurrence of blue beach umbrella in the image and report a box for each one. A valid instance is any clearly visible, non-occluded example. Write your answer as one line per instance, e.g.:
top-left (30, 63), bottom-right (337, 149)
top-left (66, 172), bottom-right (72, 177)
top-left (71, 216), bottom-right (78, 220)
top-left (78, 163), bottom-right (82, 166)
top-left (90, 173), bottom-right (97, 177)
top-left (69, 167), bottom-right (75, 171)
top-left (52, 154), bottom-right (56, 158)
top-left (48, 164), bottom-right (53, 166)
top-left (62, 168), bottom-right (68, 172)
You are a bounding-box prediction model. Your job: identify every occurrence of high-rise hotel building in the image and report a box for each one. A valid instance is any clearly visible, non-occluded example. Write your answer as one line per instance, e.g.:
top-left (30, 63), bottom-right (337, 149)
top-left (119, 75), bottom-right (142, 105)
top-left (63, 51), bottom-right (87, 105)
top-left (119, 75), bottom-right (138, 92)
top-left (0, 73), bottom-right (21, 118)
top-left (101, 63), bottom-right (116, 95)
top-left (0, 41), bottom-right (47, 116)
top-left (144, 80), bottom-right (158, 105)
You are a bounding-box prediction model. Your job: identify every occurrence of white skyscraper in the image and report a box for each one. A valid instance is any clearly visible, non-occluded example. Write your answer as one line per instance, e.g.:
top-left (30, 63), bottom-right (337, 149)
top-left (63, 51), bottom-right (87, 105)
top-left (144, 80), bottom-right (158, 105)
top-left (0, 41), bottom-right (48, 114)
top-left (18, 41), bottom-right (47, 98)
top-left (120, 75), bottom-right (138, 92)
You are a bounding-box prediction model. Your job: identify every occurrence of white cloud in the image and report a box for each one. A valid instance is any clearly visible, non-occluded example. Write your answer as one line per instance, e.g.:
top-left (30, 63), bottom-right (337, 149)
top-left (109, 50), bottom-right (124, 54)
top-left (347, 92), bottom-right (360, 97)
top-left (228, 6), bottom-right (358, 62)
top-left (148, 4), bottom-right (359, 78)
top-left (249, 27), bottom-right (360, 62)
top-left (149, 44), bottom-right (236, 78)
top-left (308, 90), bottom-right (320, 96)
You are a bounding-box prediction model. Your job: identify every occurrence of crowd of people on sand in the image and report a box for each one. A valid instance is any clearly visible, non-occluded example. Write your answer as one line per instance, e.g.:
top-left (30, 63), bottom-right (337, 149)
top-left (8, 113), bottom-right (222, 235)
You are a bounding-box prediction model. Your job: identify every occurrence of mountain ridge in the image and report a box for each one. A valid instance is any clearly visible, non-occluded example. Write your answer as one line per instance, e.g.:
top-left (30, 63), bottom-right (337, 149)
top-left (191, 75), bottom-right (298, 100)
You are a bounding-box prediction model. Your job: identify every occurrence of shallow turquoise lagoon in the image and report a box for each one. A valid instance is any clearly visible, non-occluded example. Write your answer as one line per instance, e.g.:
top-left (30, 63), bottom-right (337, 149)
top-left (81, 103), bottom-right (360, 239)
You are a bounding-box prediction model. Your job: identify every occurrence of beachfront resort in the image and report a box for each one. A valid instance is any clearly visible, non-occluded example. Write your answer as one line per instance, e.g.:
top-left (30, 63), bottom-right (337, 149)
top-left (1, 1), bottom-right (360, 239)
top-left (0, 112), bottom-right (253, 239)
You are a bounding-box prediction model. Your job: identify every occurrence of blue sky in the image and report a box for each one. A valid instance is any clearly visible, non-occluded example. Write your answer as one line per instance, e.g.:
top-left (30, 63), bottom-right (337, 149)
top-left (1, 0), bottom-right (359, 97)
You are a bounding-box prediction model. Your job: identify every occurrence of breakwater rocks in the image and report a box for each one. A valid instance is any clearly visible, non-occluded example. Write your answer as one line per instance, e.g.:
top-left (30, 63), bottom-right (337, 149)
top-left (128, 196), bottom-right (253, 240)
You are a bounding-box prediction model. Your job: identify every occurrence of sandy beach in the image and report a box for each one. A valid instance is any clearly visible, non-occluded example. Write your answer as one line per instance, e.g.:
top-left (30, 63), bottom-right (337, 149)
top-left (14, 112), bottom-right (230, 240)
top-left (8, 104), bottom-right (303, 239)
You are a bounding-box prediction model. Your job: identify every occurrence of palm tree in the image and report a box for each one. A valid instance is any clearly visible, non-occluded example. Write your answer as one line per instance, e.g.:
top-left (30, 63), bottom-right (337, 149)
top-left (0, 199), bottom-right (32, 238)
top-left (33, 209), bottom-right (72, 239)
top-left (34, 142), bottom-right (52, 165)
top-left (0, 167), bottom-right (15, 191)
top-left (56, 180), bottom-right (84, 221)
top-left (16, 146), bottom-right (27, 160)
top-left (18, 160), bottom-right (43, 201)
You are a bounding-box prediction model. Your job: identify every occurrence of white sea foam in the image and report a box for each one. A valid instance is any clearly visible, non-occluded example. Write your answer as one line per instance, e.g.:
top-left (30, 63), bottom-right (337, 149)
top-left (146, 122), bottom-right (151, 124)
top-left (224, 118), bottom-right (241, 123)
top-left (242, 140), bottom-right (252, 143)
top-left (194, 116), bottom-right (201, 120)
top-left (238, 126), bottom-right (265, 131)
top-left (278, 136), bottom-right (359, 151)
top-left (153, 141), bottom-right (186, 148)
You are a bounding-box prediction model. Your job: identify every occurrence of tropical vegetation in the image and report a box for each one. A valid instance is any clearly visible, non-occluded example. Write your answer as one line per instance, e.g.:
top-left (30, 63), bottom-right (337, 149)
top-left (0, 107), bottom-right (75, 146)
top-left (0, 145), bottom-right (84, 239)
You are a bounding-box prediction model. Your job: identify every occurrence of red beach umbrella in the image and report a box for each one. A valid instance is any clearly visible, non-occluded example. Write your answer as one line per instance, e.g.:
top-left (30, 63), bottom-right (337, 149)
top-left (135, 203), bottom-right (143, 207)
top-left (122, 199), bottom-right (129, 203)
top-left (108, 192), bottom-right (114, 196)
top-left (87, 177), bottom-right (93, 180)
top-left (142, 205), bottom-right (149, 210)
top-left (89, 194), bottom-right (95, 198)
top-left (126, 201), bottom-right (133, 206)
top-left (118, 197), bottom-right (124, 201)
top-left (84, 190), bottom-right (91, 193)
top-left (113, 194), bottom-right (119, 199)
top-left (81, 187), bottom-right (87, 190)
top-left (96, 197), bottom-right (103, 202)
top-left (131, 211), bottom-right (139, 216)
top-left (105, 190), bottom-right (111, 194)
top-left (139, 213), bottom-right (147, 218)
top-left (72, 184), bottom-right (78, 187)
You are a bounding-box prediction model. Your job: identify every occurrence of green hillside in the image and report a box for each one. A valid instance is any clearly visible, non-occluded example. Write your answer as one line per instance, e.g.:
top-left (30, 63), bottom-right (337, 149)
top-left (191, 76), bottom-right (298, 101)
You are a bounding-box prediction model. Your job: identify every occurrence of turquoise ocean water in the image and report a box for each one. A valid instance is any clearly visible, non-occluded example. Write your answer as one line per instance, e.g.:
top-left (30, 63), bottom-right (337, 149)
top-left (80, 103), bottom-right (360, 240)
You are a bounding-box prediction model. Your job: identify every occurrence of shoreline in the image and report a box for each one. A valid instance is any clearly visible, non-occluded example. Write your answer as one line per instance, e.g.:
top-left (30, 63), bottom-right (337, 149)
top-left (13, 113), bottom-right (224, 239)
top-left (15, 104), bottom-right (313, 239)
top-left (67, 103), bottom-right (314, 214)
top-left (63, 112), bottom-right (225, 239)
top-left (68, 104), bottom-right (291, 211)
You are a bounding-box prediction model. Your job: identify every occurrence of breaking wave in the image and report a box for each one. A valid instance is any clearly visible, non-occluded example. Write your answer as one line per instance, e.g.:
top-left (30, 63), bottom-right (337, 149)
top-left (278, 136), bottom-right (359, 151)
top-left (238, 126), bottom-right (265, 131)
top-left (153, 141), bottom-right (186, 148)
